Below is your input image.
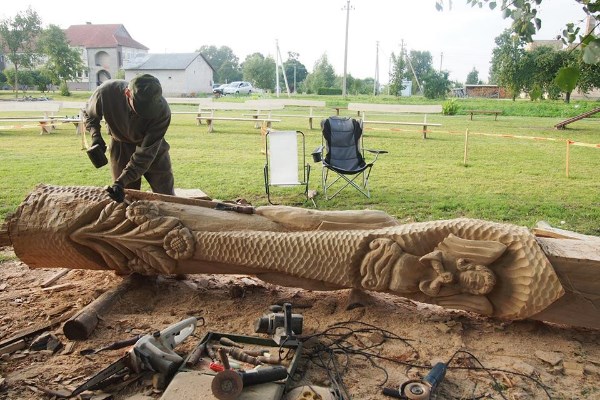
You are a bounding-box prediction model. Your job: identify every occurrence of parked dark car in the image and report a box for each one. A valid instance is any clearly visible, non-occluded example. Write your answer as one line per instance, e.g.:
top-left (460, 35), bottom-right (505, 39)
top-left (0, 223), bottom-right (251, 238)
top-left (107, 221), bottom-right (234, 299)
top-left (212, 83), bottom-right (228, 96)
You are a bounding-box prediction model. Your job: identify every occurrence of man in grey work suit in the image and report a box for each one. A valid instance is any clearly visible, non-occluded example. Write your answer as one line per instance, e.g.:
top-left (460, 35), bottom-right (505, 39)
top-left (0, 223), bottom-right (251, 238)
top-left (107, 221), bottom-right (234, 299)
top-left (84, 73), bottom-right (174, 203)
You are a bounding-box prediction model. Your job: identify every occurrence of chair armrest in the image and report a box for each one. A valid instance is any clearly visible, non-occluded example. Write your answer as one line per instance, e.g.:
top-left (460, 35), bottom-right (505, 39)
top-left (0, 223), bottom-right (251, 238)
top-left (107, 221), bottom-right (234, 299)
top-left (365, 149), bottom-right (388, 155)
top-left (312, 145), bottom-right (324, 162)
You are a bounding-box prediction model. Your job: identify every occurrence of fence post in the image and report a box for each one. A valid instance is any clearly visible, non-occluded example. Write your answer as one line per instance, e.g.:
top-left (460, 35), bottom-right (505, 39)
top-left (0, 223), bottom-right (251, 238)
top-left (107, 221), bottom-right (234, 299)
top-left (565, 140), bottom-right (572, 178)
top-left (463, 129), bottom-right (469, 166)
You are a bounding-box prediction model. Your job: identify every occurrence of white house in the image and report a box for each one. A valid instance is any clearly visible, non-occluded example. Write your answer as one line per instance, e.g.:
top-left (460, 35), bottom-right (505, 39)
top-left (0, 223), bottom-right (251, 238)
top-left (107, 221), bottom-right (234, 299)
top-left (124, 53), bottom-right (214, 96)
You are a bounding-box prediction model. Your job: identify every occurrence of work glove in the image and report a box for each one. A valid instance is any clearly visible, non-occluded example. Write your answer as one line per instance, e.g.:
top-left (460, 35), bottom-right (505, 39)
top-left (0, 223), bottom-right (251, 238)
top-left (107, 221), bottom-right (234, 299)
top-left (91, 133), bottom-right (107, 153)
top-left (106, 182), bottom-right (125, 203)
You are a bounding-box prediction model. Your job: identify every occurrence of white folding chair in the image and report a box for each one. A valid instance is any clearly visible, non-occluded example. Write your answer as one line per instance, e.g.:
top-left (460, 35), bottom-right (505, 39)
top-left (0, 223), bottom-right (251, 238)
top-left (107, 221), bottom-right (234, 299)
top-left (263, 130), bottom-right (310, 205)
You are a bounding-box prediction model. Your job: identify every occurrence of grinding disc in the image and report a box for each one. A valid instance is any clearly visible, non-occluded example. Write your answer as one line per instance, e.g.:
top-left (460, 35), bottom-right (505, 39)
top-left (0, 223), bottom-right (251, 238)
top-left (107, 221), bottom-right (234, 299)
top-left (211, 369), bottom-right (243, 400)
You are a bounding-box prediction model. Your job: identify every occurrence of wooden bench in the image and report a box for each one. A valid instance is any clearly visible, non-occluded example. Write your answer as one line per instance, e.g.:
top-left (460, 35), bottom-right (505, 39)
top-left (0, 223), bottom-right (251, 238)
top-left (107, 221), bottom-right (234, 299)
top-left (348, 103), bottom-right (442, 139)
top-left (57, 101), bottom-right (88, 134)
top-left (465, 110), bottom-right (503, 121)
top-left (0, 101), bottom-right (62, 134)
top-left (246, 99), bottom-right (326, 129)
top-left (169, 98), bottom-right (215, 125)
top-left (196, 103), bottom-right (283, 133)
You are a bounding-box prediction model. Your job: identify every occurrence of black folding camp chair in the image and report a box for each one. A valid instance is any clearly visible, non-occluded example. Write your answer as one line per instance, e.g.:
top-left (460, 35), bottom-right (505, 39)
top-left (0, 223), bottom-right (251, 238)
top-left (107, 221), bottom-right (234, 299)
top-left (312, 116), bottom-right (387, 200)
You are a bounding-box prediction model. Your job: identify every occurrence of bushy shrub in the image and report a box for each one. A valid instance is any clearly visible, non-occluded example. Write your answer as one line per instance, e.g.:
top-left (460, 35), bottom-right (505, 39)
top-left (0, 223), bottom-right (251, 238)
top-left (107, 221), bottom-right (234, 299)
top-left (59, 81), bottom-right (71, 96)
top-left (442, 99), bottom-right (459, 115)
top-left (317, 88), bottom-right (342, 95)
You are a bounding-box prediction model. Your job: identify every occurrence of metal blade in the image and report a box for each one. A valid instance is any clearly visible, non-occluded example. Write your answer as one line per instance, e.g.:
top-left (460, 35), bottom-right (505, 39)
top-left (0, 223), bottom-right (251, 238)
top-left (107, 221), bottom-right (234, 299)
top-left (71, 354), bottom-right (131, 396)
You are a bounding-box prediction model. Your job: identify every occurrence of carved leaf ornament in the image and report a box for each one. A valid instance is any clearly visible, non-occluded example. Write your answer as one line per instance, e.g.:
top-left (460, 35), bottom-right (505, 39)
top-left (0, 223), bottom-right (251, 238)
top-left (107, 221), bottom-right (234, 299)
top-left (71, 200), bottom-right (194, 274)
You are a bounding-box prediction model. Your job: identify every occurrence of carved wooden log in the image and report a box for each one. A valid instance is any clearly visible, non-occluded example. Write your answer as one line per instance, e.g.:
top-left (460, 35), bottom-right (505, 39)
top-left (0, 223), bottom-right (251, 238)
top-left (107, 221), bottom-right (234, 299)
top-left (2, 184), bottom-right (599, 329)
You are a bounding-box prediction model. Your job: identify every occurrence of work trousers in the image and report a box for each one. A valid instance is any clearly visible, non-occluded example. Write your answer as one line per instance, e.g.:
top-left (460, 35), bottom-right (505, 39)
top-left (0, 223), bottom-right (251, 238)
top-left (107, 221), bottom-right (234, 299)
top-left (110, 138), bottom-right (175, 195)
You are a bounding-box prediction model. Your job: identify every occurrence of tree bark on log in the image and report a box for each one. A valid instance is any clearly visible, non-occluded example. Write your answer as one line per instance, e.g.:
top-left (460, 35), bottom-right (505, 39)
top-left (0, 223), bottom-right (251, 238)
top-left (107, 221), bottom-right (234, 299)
top-left (63, 274), bottom-right (140, 340)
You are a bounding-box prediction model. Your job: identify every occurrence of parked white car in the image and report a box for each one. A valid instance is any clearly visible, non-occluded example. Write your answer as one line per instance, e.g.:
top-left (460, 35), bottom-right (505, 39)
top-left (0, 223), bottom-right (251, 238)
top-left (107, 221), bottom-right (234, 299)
top-left (223, 81), bottom-right (253, 95)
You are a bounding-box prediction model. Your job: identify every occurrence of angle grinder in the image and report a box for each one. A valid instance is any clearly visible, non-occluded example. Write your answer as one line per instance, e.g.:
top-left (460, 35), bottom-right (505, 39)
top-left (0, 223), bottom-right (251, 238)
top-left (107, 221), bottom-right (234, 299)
top-left (382, 362), bottom-right (447, 399)
top-left (401, 362), bottom-right (447, 400)
top-left (211, 366), bottom-right (288, 400)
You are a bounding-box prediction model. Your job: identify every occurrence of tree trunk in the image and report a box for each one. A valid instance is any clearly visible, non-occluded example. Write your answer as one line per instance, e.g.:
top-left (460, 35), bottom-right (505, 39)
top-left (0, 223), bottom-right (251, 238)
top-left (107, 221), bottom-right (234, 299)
top-left (14, 64), bottom-right (19, 99)
top-left (565, 91), bottom-right (571, 104)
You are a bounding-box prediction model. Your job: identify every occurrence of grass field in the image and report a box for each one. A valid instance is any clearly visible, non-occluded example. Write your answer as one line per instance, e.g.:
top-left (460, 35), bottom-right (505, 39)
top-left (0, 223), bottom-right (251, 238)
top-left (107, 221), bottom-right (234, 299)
top-left (1, 91), bottom-right (599, 235)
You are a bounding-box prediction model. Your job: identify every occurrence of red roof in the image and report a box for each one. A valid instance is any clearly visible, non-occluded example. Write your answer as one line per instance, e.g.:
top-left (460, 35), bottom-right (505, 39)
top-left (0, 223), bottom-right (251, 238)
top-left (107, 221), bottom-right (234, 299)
top-left (64, 24), bottom-right (148, 50)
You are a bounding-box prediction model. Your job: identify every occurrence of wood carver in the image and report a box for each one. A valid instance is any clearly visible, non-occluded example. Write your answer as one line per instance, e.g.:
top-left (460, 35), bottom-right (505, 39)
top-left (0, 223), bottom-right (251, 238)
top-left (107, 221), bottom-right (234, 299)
top-left (2, 184), bottom-right (599, 329)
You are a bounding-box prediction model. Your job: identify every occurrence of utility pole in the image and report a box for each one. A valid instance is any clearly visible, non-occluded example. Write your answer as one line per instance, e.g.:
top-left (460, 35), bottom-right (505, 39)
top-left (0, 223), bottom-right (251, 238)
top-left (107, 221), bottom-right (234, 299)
top-left (387, 54), bottom-right (391, 95)
top-left (275, 40), bottom-right (280, 97)
top-left (440, 51), bottom-right (443, 71)
top-left (374, 42), bottom-right (380, 95)
top-left (275, 39), bottom-right (291, 97)
top-left (342, 0), bottom-right (353, 97)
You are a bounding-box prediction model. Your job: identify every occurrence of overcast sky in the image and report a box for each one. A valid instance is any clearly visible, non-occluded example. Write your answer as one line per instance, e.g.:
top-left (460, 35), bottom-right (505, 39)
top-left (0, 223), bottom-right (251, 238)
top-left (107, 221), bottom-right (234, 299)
top-left (2, 1), bottom-right (590, 83)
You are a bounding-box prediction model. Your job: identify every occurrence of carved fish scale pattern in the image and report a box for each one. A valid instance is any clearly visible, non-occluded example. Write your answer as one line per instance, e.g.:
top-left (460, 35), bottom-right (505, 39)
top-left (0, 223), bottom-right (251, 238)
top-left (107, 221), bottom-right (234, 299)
top-left (194, 218), bottom-right (564, 319)
top-left (195, 230), bottom-right (370, 288)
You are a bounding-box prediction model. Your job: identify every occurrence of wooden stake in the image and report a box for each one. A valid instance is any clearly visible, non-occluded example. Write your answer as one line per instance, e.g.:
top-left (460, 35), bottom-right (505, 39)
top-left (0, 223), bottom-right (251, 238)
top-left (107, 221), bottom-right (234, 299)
top-left (40, 269), bottom-right (69, 288)
top-left (566, 140), bottom-right (571, 178)
top-left (463, 128), bottom-right (470, 166)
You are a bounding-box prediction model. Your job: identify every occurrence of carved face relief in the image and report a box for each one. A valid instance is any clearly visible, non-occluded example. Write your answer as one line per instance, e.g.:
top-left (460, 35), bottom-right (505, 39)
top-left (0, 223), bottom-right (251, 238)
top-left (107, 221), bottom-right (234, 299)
top-left (456, 260), bottom-right (496, 295)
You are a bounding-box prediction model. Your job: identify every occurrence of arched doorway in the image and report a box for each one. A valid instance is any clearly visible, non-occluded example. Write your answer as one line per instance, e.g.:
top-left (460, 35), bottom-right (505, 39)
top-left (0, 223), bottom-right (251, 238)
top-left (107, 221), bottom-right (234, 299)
top-left (96, 70), bottom-right (111, 87)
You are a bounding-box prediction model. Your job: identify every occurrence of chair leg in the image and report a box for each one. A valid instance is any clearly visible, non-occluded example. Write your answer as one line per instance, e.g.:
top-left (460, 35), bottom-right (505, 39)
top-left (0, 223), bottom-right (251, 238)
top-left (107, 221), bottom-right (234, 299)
top-left (322, 166), bottom-right (372, 200)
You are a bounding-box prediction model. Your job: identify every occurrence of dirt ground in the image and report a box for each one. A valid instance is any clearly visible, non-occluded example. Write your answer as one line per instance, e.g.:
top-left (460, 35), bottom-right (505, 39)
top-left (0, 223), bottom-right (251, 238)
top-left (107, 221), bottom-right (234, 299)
top-left (1, 245), bottom-right (599, 400)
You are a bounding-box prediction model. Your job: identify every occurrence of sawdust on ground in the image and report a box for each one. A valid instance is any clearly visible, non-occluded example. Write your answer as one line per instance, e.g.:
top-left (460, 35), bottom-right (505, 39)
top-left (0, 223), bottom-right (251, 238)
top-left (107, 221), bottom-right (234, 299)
top-left (1, 246), bottom-right (600, 400)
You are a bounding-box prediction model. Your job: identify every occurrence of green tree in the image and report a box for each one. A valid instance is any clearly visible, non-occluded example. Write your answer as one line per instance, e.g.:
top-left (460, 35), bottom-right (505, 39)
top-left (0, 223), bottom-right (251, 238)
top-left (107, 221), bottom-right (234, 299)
top-left (0, 7), bottom-right (42, 97)
top-left (241, 52), bottom-right (276, 91)
top-left (422, 70), bottom-right (451, 99)
top-left (404, 50), bottom-right (433, 94)
top-left (466, 67), bottom-right (480, 84)
top-left (4, 68), bottom-right (35, 92)
top-left (437, 0), bottom-right (600, 87)
top-left (555, 66), bottom-right (580, 103)
top-left (576, 49), bottom-right (600, 94)
top-left (304, 54), bottom-right (336, 94)
top-left (283, 52), bottom-right (308, 93)
top-left (38, 24), bottom-right (84, 96)
top-left (333, 74), bottom-right (373, 95)
top-left (389, 51), bottom-right (406, 96)
top-left (198, 45), bottom-right (241, 83)
top-left (489, 30), bottom-right (528, 100)
top-left (30, 69), bottom-right (51, 92)
top-left (525, 45), bottom-right (567, 100)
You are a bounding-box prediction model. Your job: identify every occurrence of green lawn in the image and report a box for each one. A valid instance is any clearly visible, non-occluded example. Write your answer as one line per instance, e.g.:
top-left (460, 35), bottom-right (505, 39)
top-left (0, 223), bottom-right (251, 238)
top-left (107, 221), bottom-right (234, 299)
top-left (1, 92), bottom-right (599, 235)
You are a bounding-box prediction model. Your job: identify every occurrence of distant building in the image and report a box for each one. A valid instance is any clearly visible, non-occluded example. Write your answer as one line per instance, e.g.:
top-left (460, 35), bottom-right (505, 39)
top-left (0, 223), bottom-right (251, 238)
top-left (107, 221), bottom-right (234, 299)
top-left (524, 39), bottom-right (563, 52)
top-left (2, 23), bottom-right (215, 95)
top-left (124, 53), bottom-right (214, 96)
top-left (64, 23), bottom-right (149, 91)
top-left (464, 84), bottom-right (508, 99)
top-left (400, 80), bottom-right (412, 97)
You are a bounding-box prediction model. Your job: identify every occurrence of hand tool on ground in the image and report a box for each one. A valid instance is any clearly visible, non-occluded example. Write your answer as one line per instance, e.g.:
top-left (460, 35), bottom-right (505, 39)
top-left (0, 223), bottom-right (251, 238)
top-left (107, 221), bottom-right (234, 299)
top-left (70, 317), bottom-right (197, 397)
top-left (254, 303), bottom-right (303, 346)
top-left (399, 362), bottom-right (447, 400)
top-left (211, 365), bottom-right (289, 400)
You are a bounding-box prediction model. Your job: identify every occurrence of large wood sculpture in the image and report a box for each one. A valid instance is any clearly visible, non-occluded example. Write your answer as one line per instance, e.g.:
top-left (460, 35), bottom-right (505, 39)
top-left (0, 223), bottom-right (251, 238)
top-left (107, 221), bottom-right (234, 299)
top-left (2, 184), bottom-right (599, 329)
